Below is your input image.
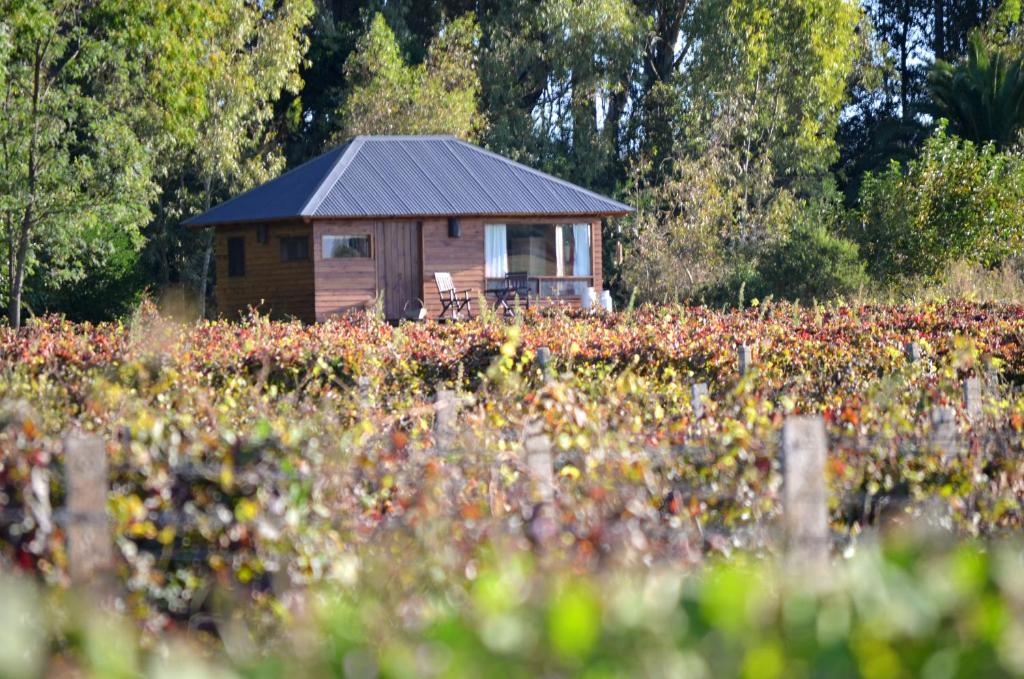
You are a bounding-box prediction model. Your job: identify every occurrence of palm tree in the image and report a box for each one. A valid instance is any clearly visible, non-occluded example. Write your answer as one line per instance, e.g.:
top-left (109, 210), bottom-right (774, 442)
top-left (929, 31), bottom-right (1024, 149)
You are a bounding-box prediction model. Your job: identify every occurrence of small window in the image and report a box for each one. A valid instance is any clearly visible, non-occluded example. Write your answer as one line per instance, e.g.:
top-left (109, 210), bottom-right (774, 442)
top-left (280, 236), bottom-right (310, 262)
top-left (323, 234), bottom-right (371, 259)
top-left (227, 237), bottom-right (245, 277)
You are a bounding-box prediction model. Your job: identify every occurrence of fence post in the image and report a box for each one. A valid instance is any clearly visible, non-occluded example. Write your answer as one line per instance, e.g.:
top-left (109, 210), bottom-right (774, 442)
top-left (523, 420), bottom-right (556, 546)
top-left (930, 405), bottom-right (957, 457)
top-left (691, 383), bottom-right (709, 419)
top-left (536, 346), bottom-right (553, 383)
top-left (63, 430), bottom-right (113, 585)
top-left (737, 344), bottom-right (753, 376)
top-left (434, 389), bottom-right (458, 453)
top-left (905, 341), bottom-right (922, 363)
top-left (963, 377), bottom-right (982, 420)
top-left (985, 367), bottom-right (1001, 390)
top-left (781, 416), bottom-right (829, 573)
top-left (356, 376), bottom-right (372, 408)
top-left (27, 466), bottom-right (53, 554)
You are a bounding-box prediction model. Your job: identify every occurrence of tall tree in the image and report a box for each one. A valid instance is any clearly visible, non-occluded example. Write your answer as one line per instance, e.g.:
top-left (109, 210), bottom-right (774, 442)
top-left (621, 0), bottom-right (864, 300)
top-left (836, 0), bottom-right (998, 200)
top-left (930, 30), bottom-right (1024, 148)
top-left (337, 12), bottom-right (484, 141)
top-left (140, 0), bottom-right (313, 318)
top-left (478, 0), bottom-right (644, 192)
top-left (0, 0), bottom-right (154, 328)
top-left (627, 0), bottom-right (698, 176)
top-left (281, 0), bottom-right (475, 166)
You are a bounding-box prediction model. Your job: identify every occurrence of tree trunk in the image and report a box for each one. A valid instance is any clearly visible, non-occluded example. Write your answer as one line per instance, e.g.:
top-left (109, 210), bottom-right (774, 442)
top-left (934, 0), bottom-right (945, 61)
top-left (197, 174), bottom-right (213, 320)
top-left (899, 18), bottom-right (910, 120)
top-left (198, 229), bottom-right (214, 320)
top-left (8, 216), bottom-right (31, 329)
top-left (9, 45), bottom-right (42, 329)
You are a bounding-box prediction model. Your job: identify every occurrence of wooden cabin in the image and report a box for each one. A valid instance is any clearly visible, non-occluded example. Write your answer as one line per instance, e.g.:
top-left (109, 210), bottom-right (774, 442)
top-left (185, 135), bottom-right (633, 322)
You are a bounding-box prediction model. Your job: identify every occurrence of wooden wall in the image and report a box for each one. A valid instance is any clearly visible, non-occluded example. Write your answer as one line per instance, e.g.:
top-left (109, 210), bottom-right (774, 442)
top-left (419, 218), bottom-right (602, 316)
top-left (313, 220), bottom-right (381, 321)
top-left (214, 222), bottom-right (315, 323)
top-left (421, 218), bottom-right (485, 318)
top-left (216, 217), bottom-right (607, 323)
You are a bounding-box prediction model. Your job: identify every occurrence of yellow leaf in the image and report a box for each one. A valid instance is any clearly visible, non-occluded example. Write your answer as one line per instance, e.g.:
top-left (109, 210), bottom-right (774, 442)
top-left (235, 498), bottom-right (259, 523)
top-left (559, 465), bottom-right (581, 481)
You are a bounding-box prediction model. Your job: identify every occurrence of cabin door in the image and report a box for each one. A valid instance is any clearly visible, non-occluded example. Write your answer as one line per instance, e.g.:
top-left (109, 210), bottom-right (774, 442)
top-left (377, 221), bottom-right (423, 319)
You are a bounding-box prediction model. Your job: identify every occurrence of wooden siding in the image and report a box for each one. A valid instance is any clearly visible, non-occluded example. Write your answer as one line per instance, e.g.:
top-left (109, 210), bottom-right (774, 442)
top-left (313, 220), bottom-right (380, 321)
top-left (421, 219), bottom-right (485, 318)
top-left (307, 216), bottom-right (606, 321)
top-left (214, 222), bottom-right (314, 322)
top-left (421, 217), bottom-right (603, 316)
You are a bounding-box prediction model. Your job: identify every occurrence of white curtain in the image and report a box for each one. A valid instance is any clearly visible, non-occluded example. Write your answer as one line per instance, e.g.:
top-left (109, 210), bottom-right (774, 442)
top-left (572, 224), bottom-right (591, 276)
top-left (485, 224), bottom-right (508, 278)
top-left (555, 225), bottom-right (565, 277)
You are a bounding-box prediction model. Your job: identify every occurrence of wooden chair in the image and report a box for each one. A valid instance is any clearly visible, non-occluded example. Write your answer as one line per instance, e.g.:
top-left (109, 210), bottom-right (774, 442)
top-left (493, 271), bottom-right (531, 317)
top-left (434, 272), bottom-right (474, 320)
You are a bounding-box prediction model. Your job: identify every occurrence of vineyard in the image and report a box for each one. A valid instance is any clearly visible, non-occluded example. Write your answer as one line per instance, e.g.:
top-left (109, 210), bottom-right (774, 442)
top-left (3, 300), bottom-right (1024, 676)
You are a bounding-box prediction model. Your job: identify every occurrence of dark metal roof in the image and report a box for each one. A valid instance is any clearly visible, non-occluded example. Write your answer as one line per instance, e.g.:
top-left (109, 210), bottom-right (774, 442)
top-left (184, 135), bottom-right (633, 227)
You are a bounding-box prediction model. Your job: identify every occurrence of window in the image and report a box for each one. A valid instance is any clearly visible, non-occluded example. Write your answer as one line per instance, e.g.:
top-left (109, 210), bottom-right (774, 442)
top-left (485, 223), bottom-right (593, 297)
top-left (280, 236), bottom-right (310, 262)
top-left (486, 224), bottom-right (591, 278)
top-left (227, 237), bottom-right (245, 277)
top-left (323, 234), bottom-right (371, 259)
top-left (506, 224), bottom-right (559, 276)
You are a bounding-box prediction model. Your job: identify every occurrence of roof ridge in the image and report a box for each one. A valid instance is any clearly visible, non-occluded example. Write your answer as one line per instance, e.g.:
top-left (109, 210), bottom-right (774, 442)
top-left (452, 138), bottom-right (632, 212)
top-left (300, 137), bottom-right (366, 216)
top-left (352, 134), bottom-right (459, 141)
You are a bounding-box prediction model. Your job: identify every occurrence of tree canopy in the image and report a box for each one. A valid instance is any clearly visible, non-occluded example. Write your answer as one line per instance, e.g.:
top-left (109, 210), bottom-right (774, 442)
top-left (3, 0), bottom-right (1024, 321)
top-left (338, 12), bottom-right (484, 141)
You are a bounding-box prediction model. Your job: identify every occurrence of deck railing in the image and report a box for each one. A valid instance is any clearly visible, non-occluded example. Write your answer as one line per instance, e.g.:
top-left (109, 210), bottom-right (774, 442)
top-left (485, 276), bottom-right (594, 300)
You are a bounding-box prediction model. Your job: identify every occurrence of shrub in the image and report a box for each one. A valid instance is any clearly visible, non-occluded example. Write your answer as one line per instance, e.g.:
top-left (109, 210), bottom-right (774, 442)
top-left (854, 124), bottom-right (1024, 282)
top-left (702, 192), bottom-right (869, 305)
top-left (755, 220), bottom-right (869, 302)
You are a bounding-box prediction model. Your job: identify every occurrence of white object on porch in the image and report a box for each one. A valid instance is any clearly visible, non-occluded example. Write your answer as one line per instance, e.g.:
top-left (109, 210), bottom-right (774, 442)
top-left (600, 290), bottom-right (613, 312)
top-left (572, 224), bottom-right (591, 276)
top-left (581, 286), bottom-right (597, 310)
top-left (485, 224), bottom-right (508, 278)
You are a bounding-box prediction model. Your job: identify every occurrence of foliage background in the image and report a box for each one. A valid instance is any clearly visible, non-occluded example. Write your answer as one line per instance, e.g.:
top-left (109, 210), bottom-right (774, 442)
top-left (2, 0), bottom-right (1024, 324)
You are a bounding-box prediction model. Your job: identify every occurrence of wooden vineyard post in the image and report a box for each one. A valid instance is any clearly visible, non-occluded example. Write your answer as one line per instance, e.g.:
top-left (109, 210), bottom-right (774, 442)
top-left (434, 389), bottom-right (458, 453)
top-left (523, 420), bottom-right (556, 547)
top-left (63, 430), bottom-right (113, 586)
top-left (930, 406), bottom-right (957, 458)
top-left (781, 416), bottom-right (829, 574)
top-left (356, 376), bottom-right (372, 410)
top-left (536, 346), bottom-right (553, 383)
top-left (737, 344), bottom-right (753, 376)
top-left (691, 383), bottom-right (709, 419)
top-left (985, 367), bottom-right (1001, 391)
top-left (963, 377), bottom-right (982, 420)
top-left (905, 341), bottom-right (922, 363)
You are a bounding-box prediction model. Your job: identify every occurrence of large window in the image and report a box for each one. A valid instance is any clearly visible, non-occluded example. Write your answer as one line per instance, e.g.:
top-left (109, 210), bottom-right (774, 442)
top-left (227, 237), bottom-right (245, 277)
top-left (323, 234), bottom-right (371, 259)
top-left (506, 224), bottom-right (559, 276)
top-left (485, 223), bottom-right (592, 296)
